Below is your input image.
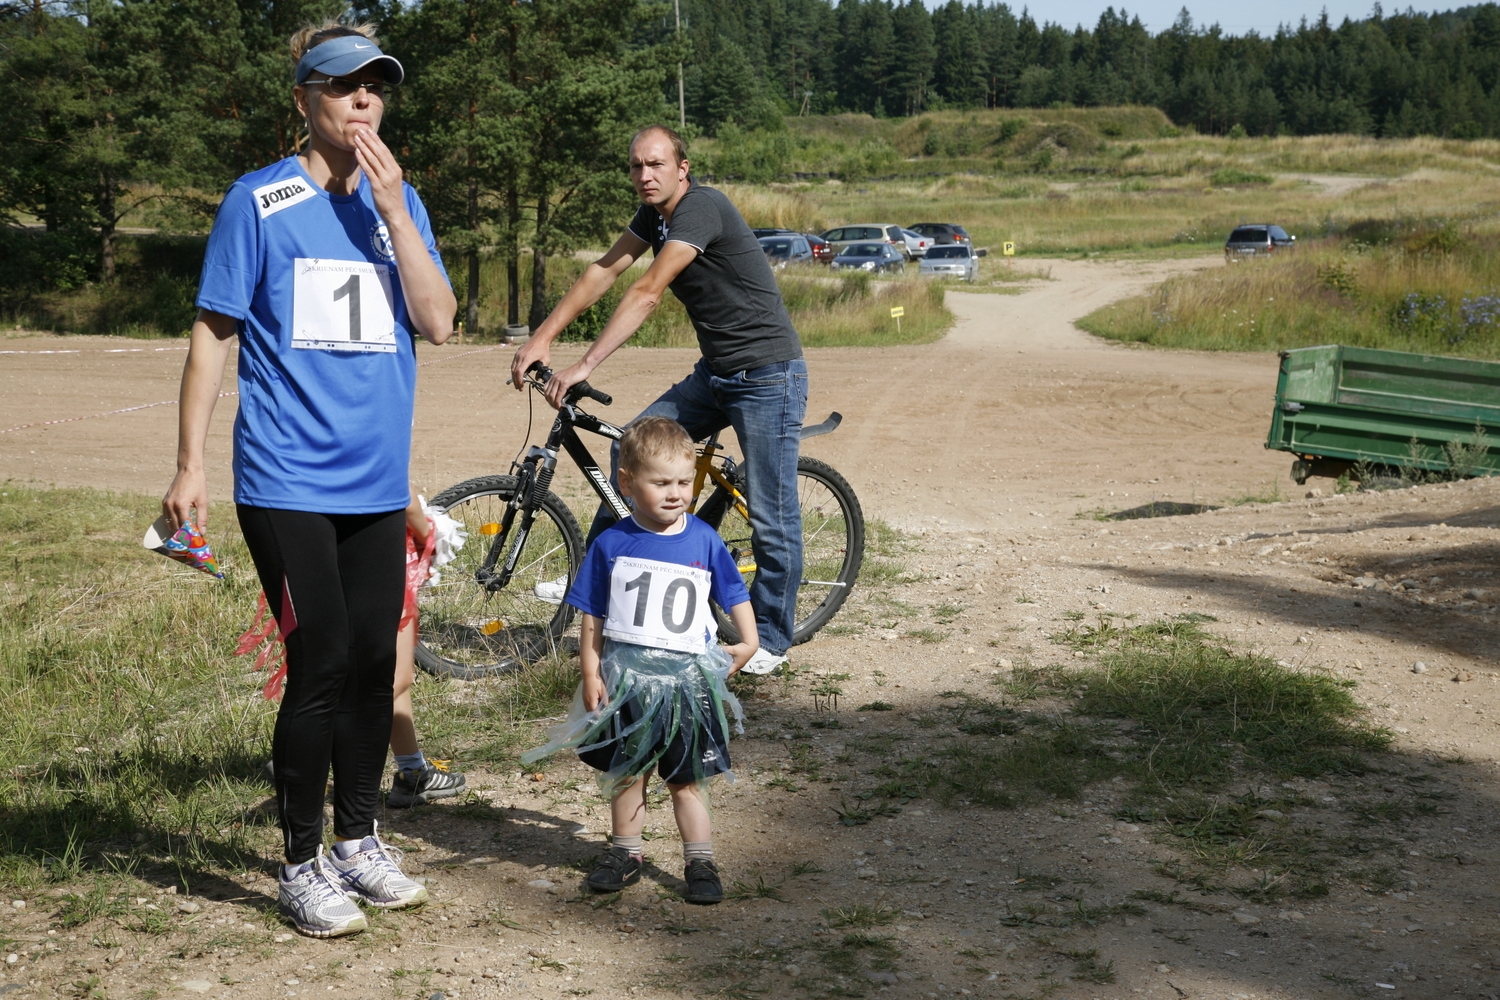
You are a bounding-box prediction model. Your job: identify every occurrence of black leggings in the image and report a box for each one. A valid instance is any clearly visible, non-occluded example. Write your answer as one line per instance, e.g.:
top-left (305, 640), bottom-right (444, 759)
top-left (238, 505), bottom-right (406, 863)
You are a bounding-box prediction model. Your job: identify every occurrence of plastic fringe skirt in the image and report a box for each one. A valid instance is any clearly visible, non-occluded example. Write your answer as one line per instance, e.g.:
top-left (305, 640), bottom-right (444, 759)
top-left (520, 639), bottom-right (744, 799)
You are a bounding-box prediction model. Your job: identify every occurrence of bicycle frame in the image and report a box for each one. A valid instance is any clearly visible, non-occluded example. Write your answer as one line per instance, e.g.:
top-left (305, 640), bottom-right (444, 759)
top-left (474, 385), bottom-right (750, 593)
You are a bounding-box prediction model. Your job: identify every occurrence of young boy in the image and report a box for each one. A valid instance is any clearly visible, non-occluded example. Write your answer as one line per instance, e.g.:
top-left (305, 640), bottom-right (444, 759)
top-left (554, 416), bottom-right (758, 904)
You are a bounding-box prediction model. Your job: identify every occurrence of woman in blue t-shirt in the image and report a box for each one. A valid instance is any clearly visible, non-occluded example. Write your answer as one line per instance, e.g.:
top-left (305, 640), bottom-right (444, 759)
top-left (161, 21), bottom-right (456, 939)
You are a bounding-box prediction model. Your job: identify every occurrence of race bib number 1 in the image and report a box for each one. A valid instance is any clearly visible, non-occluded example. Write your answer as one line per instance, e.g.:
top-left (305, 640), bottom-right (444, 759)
top-left (604, 556), bottom-right (712, 654)
top-left (292, 258), bottom-right (397, 353)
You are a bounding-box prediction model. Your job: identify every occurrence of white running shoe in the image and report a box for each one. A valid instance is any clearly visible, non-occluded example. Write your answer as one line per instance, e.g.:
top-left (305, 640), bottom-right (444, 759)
top-left (279, 852), bottom-right (368, 938)
top-left (327, 821), bottom-right (429, 910)
top-left (741, 649), bottom-right (789, 675)
top-left (533, 575), bottom-right (568, 604)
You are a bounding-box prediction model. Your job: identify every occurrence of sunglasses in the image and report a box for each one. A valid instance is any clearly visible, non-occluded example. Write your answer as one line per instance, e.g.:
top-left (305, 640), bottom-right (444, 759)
top-left (305, 77), bottom-right (390, 99)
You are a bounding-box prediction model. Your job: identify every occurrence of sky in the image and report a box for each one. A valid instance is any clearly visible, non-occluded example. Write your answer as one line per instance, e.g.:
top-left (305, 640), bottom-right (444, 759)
top-left (928, 0), bottom-right (1440, 36)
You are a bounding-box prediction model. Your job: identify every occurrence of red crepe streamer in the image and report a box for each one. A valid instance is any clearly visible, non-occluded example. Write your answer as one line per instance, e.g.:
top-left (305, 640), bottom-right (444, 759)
top-left (236, 520), bottom-right (435, 701)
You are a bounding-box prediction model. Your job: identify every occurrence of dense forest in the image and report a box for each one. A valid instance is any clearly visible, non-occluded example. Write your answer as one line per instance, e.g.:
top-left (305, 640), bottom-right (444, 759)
top-left (682, 0), bottom-right (1500, 138)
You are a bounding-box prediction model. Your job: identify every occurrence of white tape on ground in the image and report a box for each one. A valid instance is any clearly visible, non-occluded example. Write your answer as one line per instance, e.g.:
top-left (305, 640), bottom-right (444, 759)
top-left (0, 346), bottom-right (191, 355)
top-left (0, 393), bottom-right (239, 435)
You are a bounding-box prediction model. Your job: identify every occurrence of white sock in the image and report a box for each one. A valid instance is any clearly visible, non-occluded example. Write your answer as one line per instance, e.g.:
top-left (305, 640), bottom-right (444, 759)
top-left (683, 841), bottom-right (713, 862)
top-left (612, 834), bottom-right (644, 858)
top-left (281, 860), bottom-right (313, 880)
top-left (332, 838), bottom-right (364, 860)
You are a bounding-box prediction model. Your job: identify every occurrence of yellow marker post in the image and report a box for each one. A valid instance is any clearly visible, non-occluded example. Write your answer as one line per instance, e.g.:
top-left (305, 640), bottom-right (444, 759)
top-left (1003, 241), bottom-right (1016, 256)
top-left (890, 304), bottom-right (904, 335)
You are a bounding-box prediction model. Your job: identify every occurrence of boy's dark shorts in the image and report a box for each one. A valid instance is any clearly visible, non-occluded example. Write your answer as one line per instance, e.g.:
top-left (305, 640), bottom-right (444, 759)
top-left (578, 688), bottom-right (732, 785)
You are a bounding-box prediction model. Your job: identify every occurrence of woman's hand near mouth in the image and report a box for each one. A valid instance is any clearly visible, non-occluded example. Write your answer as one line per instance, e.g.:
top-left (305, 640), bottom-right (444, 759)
top-left (354, 127), bottom-right (409, 227)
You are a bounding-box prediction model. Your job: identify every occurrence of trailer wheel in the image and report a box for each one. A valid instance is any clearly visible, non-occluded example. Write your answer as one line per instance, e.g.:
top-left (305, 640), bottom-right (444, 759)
top-left (1291, 459), bottom-right (1310, 485)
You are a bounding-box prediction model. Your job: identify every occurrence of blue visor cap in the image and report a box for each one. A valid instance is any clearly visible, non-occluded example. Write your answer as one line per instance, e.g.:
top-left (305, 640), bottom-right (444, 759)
top-left (295, 36), bottom-right (404, 86)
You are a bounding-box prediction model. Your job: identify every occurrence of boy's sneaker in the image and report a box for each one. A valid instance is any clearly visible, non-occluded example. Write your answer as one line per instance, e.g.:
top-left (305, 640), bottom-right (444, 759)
top-left (683, 859), bottom-right (723, 904)
top-left (740, 649), bottom-right (788, 675)
top-left (533, 575), bottom-right (568, 603)
top-left (387, 759), bottom-right (466, 808)
top-left (279, 853), bottom-right (368, 938)
top-left (327, 822), bottom-right (429, 909)
top-left (585, 846), bottom-right (642, 892)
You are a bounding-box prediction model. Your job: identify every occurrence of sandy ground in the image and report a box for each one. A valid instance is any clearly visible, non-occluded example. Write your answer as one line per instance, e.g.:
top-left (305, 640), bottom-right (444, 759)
top-left (4, 256), bottom-right (1500, 1000)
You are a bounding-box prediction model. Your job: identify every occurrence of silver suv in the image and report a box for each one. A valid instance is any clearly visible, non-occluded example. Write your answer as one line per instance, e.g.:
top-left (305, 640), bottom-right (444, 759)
top-left (820, 224), bottom-right (909, 259)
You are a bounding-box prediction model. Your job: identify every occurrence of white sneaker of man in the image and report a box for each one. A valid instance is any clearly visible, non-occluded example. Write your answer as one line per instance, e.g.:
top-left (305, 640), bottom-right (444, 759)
top-left (533, 575), bottom-right (568, 604)
top-left (279, 851), bottom-right (368, 938)
top-left (740, 648), bottom-right (789, 675)
top-left (327, 821), bottom-right (429, 909)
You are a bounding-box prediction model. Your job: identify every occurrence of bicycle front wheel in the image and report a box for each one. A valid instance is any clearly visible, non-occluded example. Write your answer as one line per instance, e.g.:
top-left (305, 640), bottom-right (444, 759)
top-left (699, 456), bottom-right (865, 646)
top-left (414, 475), bottom-right (585, 680)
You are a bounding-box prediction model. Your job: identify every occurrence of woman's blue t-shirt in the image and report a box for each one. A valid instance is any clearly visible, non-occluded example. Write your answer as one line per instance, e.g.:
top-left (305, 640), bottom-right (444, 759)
top-left (196, 156), bottom-right (449, 513)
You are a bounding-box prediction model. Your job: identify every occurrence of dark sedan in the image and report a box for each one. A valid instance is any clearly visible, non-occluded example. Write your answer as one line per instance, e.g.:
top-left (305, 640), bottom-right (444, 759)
top-left (830, 242), bottom-right (905, 274)
top-left (907, 222), bottom-right (970, 247)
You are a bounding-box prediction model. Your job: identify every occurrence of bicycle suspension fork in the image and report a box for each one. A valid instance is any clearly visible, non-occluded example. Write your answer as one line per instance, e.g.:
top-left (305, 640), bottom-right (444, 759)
top-left (475, 444), bottom-right (559, 592)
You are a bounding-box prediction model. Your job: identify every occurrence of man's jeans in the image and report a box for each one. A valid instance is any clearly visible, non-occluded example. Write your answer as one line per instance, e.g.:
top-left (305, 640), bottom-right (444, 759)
top-left (585, 358), bottom-right (809, 655)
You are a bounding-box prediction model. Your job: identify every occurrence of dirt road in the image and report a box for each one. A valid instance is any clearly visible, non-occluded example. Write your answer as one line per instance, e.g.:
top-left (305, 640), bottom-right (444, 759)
top-left (4, 256), bottom-right (1500, 1000)
top-left (0, 255), bottom-right (1280, 526)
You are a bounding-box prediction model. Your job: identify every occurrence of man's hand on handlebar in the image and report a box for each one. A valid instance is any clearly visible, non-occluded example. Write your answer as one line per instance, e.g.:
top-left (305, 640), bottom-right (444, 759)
top-left (525, 361), bottom-right (612, 409)
top-left (542, 360), bottom-right (596, 409)
top-left (510, 339), bottom-right (551, 390)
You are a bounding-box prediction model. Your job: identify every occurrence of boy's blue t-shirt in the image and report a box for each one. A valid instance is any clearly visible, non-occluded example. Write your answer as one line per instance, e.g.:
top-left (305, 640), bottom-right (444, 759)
top-left (566, 515), bottom-right (751, 652)
top-left (196, 156), bottom-right (449, 513)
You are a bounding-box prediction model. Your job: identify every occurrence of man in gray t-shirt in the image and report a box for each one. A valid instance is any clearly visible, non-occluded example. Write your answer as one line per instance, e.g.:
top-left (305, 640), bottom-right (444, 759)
top-left (511, 125), bottom-right (806, 674)
top-left (622, 187), bottom-right (802, 375)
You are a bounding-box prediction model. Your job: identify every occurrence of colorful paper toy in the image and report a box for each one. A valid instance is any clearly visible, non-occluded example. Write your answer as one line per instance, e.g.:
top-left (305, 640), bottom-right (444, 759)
top-left (143, 515), bottom-right (224, 579)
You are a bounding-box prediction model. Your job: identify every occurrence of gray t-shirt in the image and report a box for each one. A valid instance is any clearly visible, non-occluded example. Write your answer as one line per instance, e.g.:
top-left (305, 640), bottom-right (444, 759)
top-left (627, 184), bottom-right (803, 375)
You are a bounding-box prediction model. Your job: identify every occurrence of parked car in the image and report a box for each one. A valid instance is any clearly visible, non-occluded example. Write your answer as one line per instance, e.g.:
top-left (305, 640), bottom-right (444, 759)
top-left (898, 227), bottom-right (930, 259)
top-left (820, 223), bottom-right (908, 258)
top-left (830, 242), bottom-right (905, 274)
top-left (907, 222), bottom-right (970, 247)
top-left (805, 233), bottom-right (836, 263)
top-left (918, 244), bottom-right (979, 282)
top-left (1224, 224), bottom-right (1295, 261)
top-left (759, 234), bottom-right (814, 268)
top-left (752, 227), bottom-right (801, 239)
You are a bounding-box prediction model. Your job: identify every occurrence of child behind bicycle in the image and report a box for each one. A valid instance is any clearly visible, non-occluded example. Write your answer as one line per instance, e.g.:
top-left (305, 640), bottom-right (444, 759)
top-left (521, 417), bottom-right (758, 903)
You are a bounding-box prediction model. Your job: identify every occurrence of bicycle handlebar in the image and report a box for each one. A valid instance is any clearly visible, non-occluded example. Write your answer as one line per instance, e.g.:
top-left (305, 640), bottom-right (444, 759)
top-left (525, 362), bottom-right (613, 407)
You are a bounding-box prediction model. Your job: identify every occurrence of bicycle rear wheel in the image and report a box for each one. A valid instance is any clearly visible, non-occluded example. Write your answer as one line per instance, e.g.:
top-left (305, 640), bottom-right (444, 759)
top-left (698, 456), bottom-right (864, 646)
top-left (414, 475), bottom-right (584, 679)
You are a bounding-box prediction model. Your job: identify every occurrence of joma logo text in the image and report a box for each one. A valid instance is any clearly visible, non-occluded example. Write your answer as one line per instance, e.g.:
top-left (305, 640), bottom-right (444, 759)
top-left (259, 183), bottom-right (307, 209)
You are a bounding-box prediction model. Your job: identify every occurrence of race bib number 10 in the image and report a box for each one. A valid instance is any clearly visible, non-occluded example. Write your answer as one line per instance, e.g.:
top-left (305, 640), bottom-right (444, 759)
top-left (603, 556), bottom-right (712, 654)
top-left (292, 258), bottom-right (397, 353)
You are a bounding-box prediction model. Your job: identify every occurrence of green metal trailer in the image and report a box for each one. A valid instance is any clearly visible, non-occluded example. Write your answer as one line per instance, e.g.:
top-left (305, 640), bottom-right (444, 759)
top-left (1266, 344), bottom-right (1500, 484)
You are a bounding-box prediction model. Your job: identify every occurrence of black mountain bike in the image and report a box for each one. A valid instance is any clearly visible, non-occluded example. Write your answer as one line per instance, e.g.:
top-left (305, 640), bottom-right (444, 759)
top-left (414, 365), bottom-right (865, 679)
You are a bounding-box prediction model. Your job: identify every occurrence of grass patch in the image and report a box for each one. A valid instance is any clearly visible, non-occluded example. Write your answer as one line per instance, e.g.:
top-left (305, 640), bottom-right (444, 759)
top-left (1209, 167), bottom-right (1272, 186)
top-left (0, 485), bottom-right (579, 903)
top-left (726, 870), bottom-right (788, 902)
top-left (1067, 948), bottom-right (1117, 984)
top-left (1229, 480), bottom-right (1287, 505)
top-left (1079, 222), bottom-right (1500, 356)
top-left (822, 904), bottom-right (898, 928)
top-left (907, 615), bottom-right (1394, 893)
